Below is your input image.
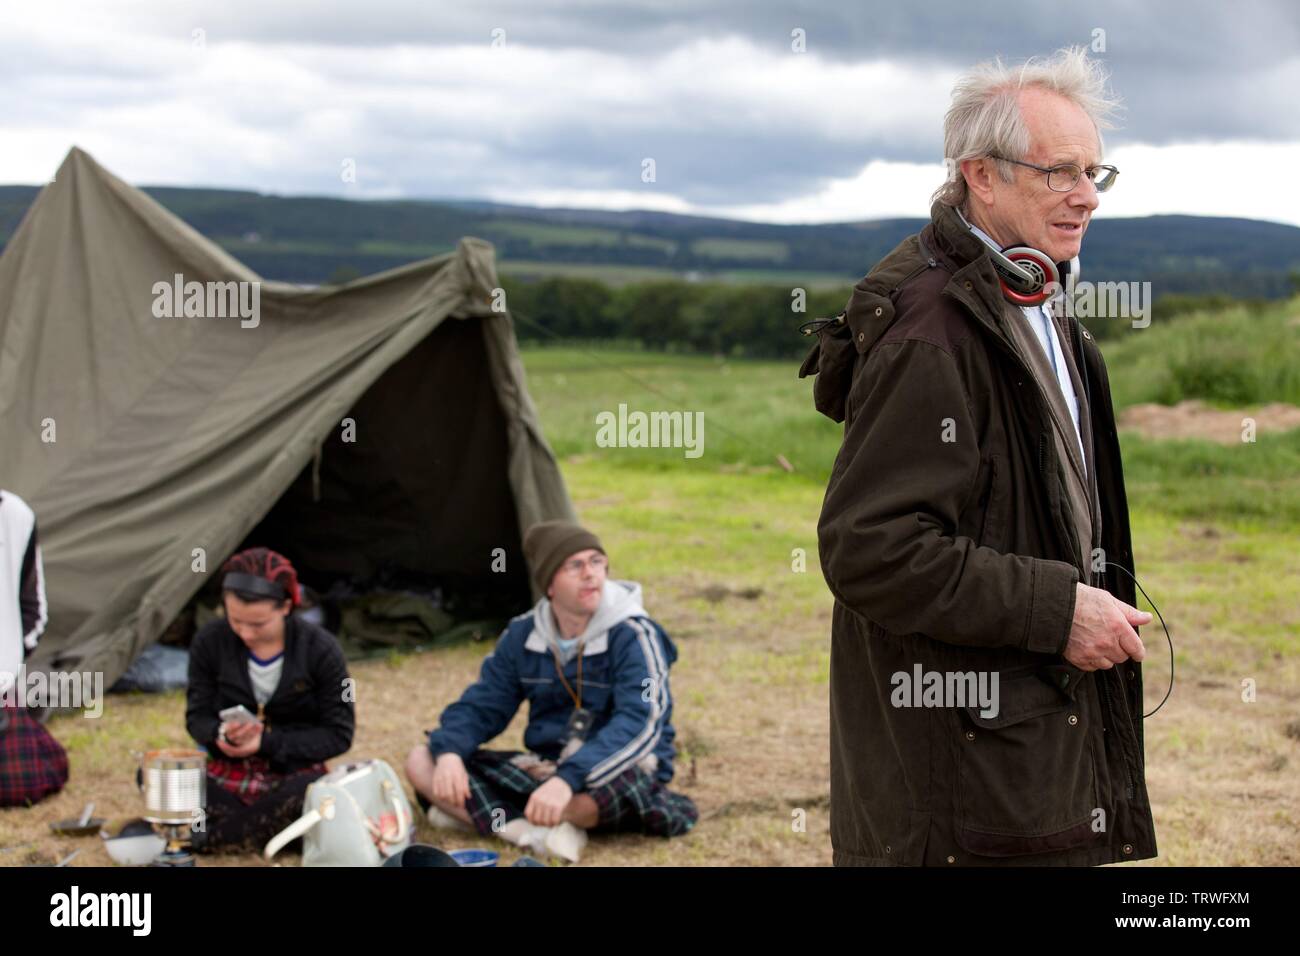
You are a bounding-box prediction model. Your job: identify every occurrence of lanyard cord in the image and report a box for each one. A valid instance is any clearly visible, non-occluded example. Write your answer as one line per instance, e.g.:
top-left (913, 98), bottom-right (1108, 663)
top-left (550, 641), bottom-right (584, 710)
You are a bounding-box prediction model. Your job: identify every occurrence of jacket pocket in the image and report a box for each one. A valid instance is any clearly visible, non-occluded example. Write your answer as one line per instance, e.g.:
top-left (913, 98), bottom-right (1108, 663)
top-left (803, 325), bottom-right (857, 424)
top-left (954, 669), bottom-right (1101, 857)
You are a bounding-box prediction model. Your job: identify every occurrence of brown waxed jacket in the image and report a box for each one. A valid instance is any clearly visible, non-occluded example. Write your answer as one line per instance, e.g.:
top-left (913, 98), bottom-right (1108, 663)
top-left (801, 200), bottom-right (1157, 866)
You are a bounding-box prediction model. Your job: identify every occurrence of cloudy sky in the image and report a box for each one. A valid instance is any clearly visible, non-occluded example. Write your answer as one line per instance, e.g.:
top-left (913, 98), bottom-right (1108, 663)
top-left (5, 0), bottom-right (1300, 225)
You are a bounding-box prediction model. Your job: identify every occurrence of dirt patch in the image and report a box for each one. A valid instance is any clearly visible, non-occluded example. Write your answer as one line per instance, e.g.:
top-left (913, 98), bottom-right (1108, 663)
top-left (1119, 400), bottom-right (1300, 444)
top-left (693, 584), bottom-right (764, 603)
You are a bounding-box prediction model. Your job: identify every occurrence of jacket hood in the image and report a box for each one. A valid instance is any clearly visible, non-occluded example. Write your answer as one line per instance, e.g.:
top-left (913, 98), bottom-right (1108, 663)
top-left (526, 578), bottom-right (647, 661)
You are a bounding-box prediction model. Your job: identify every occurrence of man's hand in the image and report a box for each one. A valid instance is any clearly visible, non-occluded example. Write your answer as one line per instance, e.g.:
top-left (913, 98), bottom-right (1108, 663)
top-left (215, 721), bottom-right (263, 758)
top-left (431, 752), bottom-right (470, 809)
top-left (1065, 582), bottom-right (1151, 671)
top-left (524, 776), bottom-right (573, 827)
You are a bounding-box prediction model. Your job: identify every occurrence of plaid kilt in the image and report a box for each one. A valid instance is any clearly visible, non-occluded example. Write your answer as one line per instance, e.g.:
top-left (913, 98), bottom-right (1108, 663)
top-left (0, 703), bottom-right (69, 807)
top-left (206, 755), bottom-right (329, 806)
top-left (461, 748), bottom-right (698, 838)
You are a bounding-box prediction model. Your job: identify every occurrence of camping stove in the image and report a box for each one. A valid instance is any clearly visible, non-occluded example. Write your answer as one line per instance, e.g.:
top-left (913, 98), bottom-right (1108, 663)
top-left (138, 748), bottom-right (207, 866)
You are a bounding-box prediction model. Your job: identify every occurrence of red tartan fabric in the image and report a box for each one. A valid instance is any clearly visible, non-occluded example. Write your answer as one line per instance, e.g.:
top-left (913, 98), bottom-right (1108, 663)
top-left (206, 755), bottom-right (328, 806)
top-left (0, 704), bottom-right (69, 807)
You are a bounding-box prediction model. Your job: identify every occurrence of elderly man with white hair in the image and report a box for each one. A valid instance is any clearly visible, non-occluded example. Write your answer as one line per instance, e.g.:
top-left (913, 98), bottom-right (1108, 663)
top-left (803, 46), bottom-right (1158, 866)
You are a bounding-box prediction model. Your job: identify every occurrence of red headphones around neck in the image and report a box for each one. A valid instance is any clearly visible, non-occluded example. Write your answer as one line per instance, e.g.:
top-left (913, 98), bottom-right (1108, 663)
top-left (954, 207), bottom-right (1078, 307)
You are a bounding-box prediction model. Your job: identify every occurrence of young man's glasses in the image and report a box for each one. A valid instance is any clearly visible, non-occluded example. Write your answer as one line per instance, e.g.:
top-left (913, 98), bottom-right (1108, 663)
top-left (561, 554), bottom-right (608, 575)
top-left (990, 155), bottom-right (1119, 193)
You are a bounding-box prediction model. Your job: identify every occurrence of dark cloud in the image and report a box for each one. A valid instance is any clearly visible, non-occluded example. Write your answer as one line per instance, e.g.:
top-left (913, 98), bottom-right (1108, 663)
top-left (4, 0), bottom-right (1298, 214)
top-left (103, 0), bottom-right (1300, 146)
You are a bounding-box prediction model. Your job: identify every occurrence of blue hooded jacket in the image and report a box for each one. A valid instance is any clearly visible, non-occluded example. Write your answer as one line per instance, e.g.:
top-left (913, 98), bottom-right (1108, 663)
top-left (425, 579), bottom-right (682, 792)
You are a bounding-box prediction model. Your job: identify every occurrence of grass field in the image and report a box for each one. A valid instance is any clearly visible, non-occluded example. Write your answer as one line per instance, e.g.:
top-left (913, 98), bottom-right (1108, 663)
top-left (3, 298), bottom-right (1298, 867)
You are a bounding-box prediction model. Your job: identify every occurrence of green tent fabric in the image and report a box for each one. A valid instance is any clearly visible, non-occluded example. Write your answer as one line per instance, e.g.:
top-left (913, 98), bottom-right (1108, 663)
top-left (1, 146), bottom-right (576, 690)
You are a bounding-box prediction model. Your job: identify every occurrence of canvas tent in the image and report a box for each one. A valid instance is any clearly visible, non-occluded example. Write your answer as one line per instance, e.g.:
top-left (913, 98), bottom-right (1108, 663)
top-left (1, 146), bottom-right (575, 690)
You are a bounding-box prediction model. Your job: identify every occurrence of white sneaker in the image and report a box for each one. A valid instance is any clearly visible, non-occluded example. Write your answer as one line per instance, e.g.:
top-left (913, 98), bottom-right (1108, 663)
top-left (425, 804), bottom-right (473, 833)
top-left (497, 817), bottom-right (543, 848)
top-left (543, 822), bottom-right (587, 863)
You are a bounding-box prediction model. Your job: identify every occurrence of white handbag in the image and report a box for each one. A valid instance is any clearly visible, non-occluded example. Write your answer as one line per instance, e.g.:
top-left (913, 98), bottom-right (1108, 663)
top-left (264, 759), bottom-right (413, 866)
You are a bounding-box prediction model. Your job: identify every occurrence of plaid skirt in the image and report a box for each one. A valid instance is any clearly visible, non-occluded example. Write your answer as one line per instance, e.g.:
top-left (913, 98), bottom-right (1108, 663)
top-left (198, 764), bottom-right (327, 854)
top-left (206, 755), bottom-right (329, 806)
top-left (459, 749), bottom-right (698, 838)
top-left (0, 703), bottom-right (69, 807)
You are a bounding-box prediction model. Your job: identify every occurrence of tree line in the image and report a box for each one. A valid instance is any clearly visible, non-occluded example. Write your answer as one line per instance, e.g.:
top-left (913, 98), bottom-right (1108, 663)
top-left (495, 275), bottom-right (1277, 359)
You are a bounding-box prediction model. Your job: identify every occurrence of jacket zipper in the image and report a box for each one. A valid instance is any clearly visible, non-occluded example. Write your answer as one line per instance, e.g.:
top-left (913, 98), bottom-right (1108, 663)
top-left (1057, 313), bottom-right (1139, 800)
top-left (1064, 312), bottom-right (1104, 586)
top-left (1028, 342), bottom-right (1139, 802)
top-left (952, 283), bottom-right (1083, 581)
top-left (1097, 670), bottom-right (1138, 801)
top-left (1037, 426), bottom-right (1084, 582)
top-left (947, 276), bottom-right (1143, 811)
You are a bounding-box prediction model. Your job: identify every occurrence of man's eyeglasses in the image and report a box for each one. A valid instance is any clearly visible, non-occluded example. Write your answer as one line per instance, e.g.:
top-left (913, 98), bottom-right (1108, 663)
top-left (989, 155), bottom-right (1119, 193)
top-left (561, 553), bottom-right (608, 575)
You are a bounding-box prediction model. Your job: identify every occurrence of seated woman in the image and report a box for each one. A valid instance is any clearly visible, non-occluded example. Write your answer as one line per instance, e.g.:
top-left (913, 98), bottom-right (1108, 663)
top-left (185, 548), bottom-right (354, 854)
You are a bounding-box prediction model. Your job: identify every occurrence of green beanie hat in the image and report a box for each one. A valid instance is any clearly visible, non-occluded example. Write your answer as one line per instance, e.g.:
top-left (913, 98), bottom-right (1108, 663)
top-left (523, 520), bottom-right (605, 595)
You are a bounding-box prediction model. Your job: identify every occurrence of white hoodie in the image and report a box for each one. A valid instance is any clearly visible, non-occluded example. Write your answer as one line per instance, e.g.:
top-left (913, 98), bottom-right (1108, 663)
top-left (525, 578), bottom-right (647, 664)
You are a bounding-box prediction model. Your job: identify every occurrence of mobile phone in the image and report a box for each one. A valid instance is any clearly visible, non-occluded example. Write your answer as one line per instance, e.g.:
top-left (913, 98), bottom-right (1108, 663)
top-left (219, 704), bottom-right (258, 725)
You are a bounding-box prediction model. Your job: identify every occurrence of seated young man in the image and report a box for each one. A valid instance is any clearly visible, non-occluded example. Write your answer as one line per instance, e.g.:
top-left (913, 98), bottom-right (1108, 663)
top-left (185, 548), bottom-right (355, 854)
top-left (405, 520), bottom-right (697, 862)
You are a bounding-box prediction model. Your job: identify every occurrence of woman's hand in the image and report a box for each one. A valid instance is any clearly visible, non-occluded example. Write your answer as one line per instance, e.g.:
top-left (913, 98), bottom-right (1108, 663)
top-left (216, 720), bottom-right (264, 758)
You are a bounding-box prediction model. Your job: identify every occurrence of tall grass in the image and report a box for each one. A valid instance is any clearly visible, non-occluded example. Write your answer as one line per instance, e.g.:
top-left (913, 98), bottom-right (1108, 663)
top-left (1120, 428), bottom-right (1300, 528)
top-left (1102, 296), bottom-right (1300, 408)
